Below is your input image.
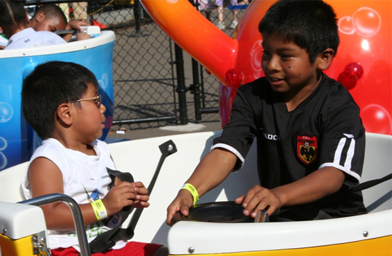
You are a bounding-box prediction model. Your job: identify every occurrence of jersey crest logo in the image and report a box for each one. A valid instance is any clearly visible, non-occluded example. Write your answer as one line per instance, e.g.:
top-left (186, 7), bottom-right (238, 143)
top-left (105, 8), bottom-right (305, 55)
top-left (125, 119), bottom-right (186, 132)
top-left (297, 135), bottom-right (318, 165)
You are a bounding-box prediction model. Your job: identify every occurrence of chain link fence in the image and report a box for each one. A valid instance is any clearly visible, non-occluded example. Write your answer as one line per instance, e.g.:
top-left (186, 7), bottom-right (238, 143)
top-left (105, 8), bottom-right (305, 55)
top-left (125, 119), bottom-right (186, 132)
top-left (26, 0), bottom-right (249, 131)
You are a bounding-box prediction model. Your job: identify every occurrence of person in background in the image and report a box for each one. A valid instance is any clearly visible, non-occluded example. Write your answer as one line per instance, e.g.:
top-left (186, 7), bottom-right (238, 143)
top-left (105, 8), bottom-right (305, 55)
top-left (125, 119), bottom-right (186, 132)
top-left (215, 0), bottom-right (249, 30)
top-left (0, 0), bottom-right (66, 50)
top-left (28, 4), bottom-right (90, 42)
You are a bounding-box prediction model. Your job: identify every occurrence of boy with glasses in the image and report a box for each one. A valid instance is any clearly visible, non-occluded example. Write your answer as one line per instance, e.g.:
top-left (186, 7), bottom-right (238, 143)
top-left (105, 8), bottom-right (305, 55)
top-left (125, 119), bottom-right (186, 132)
top-left (21, 61), bottom-right (167, 256)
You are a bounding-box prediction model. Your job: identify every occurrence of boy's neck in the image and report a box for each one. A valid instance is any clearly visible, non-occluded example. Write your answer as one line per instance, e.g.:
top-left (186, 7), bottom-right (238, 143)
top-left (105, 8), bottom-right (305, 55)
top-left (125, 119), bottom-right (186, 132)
top-left (51, 133), bottom-right (97, 156)
top-left (10, 25), bottom-right (27, 37)
top-left (284, 73), bottom-right (322, 112)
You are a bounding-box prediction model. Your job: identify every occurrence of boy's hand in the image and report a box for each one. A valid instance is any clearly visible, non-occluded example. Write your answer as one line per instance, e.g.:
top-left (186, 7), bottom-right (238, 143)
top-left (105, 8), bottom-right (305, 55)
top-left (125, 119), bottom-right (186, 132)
top-left (235, 185), bottom-right (282, 218)
top-left (76, 32), bottom-right (91, 41)
top-left (67, 19), bottom-right (89, 32)
top-left (166, 189), bottom-right (193, 226)
top-left (103, 181), bottom-right (136, 216)
top-left (131, 181), bottom-right (150, 208)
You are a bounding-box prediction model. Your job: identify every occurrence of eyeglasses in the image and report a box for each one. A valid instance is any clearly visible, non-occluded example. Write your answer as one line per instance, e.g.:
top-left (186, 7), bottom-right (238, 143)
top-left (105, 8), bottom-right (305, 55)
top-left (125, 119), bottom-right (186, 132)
top-left (69, 95), bottom-right (102, 108)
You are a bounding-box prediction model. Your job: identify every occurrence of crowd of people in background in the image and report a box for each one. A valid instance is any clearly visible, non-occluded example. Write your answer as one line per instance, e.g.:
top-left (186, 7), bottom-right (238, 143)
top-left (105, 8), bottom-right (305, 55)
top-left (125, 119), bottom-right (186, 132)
top-left (196, 0), bottom-right (250, 30)
top-left (0, 0), bottom-right (101, 50)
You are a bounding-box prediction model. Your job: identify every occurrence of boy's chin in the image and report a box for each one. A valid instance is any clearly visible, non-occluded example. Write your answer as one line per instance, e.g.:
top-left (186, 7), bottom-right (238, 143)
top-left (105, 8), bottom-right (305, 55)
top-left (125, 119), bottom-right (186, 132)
top-left (270, 86), bottom-right (287, 94)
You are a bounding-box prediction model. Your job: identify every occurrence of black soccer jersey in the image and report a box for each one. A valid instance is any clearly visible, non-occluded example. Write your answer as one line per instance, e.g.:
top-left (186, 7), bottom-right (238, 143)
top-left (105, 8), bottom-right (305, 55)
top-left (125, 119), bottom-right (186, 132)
top-left (213, 74), bottom-right (366, 217)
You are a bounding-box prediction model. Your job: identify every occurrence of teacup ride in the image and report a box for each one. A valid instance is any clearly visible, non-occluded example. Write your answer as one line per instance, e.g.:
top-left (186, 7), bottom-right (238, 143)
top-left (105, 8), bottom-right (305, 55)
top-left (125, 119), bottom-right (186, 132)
top-left (0, 29), bottom-right (115, 171)
top-left (0, 131), bottom-right (391, 255)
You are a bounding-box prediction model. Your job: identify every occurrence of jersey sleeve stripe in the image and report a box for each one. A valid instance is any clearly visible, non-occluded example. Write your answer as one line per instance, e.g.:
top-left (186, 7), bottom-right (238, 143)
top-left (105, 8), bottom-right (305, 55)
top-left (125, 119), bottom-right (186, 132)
top-left (211, 143), bottom-right (245, 170)
top-left (344, 138), bottom-right (356, 171)
top-left (334, 137), bottom-right (347, 166)
top-left (321, 133), bottom-right (360, 186)
top-left (334, 134), bottom-right (356, 169)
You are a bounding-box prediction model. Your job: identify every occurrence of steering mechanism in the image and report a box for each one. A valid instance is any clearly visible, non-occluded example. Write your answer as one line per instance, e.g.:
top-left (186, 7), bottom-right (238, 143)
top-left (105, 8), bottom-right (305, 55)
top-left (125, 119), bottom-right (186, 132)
top-left (173, 201), bottom-right (270, 223)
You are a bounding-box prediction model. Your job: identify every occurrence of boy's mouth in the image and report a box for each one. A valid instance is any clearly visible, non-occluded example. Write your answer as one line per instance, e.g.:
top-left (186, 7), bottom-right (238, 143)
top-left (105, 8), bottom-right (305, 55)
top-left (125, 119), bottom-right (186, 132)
top-left (269, 76), bottom-right (283, 81)
top-left (268, 76), bottom-right (284, 86)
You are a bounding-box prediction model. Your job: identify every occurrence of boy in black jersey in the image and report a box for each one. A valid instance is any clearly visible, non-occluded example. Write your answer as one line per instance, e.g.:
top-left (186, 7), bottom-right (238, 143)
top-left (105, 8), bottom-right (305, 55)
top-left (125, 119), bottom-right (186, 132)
top-left (167, 0), bottom-right (366, 224)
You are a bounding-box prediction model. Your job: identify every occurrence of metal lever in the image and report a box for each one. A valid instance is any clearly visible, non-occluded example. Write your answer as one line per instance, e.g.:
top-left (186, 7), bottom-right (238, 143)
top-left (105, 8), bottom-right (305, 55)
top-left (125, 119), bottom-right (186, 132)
top-left (254, 210), bottom-right (269, 223)
top-left (127, 140), bottom-right (177, 231)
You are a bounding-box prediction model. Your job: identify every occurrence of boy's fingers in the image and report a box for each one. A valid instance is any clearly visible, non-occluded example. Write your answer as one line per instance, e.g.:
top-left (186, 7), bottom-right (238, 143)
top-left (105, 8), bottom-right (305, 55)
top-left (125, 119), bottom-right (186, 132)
top-left (166, 206), bottom-right (179, 226)
top-left (235, 195), bottom-right (245, 204)
top-left (115, 180), bottom-right (132, 187)
top-left (133, 181), bottom-right (147, 189)
top-left (266, 203), bottom-right (278, 217)
top-left (180, 205), bottom-right (190, 217)
top-left (166, 213), bottom-right (174, 226)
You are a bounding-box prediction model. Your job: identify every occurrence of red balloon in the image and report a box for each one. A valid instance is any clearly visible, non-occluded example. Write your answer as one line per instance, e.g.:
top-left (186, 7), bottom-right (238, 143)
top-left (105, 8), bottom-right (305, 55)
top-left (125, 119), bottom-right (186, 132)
top-left (361, 105), bottom-right (392, 135)
top-left (337, 62), bottom-right (364, 90)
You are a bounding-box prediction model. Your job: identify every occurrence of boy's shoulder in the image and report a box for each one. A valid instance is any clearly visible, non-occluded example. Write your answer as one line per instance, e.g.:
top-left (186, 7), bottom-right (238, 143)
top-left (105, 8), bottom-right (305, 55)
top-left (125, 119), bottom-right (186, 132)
top-left (238, 77), bottom-right (280, 105)
top-left (238, 77), bottom-right (271, 95)
top-left (94, 139), bottom-right (110, 151)
top-left (29, 138), bottom-right (68, 169)
top-left (307, 74), bottom-right (361, 120)
top-left (319, 74), bottom-right (357, 105)
top-left (30, 139), bottom-right (109, 166)
top-left (32, 138), bottom-right (107, 156)
top-left (6, 28), bottom-right (66, 49)
top-left (35, 30), bottom-right (66, 40)
top-left (31, 138), bottom-right (64, 158)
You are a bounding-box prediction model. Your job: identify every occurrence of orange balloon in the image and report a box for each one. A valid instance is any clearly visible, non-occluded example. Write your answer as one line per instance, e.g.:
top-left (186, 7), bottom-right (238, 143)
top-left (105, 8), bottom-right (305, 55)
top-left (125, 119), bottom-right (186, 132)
top-left (141, 0), bottom-right (392, 135)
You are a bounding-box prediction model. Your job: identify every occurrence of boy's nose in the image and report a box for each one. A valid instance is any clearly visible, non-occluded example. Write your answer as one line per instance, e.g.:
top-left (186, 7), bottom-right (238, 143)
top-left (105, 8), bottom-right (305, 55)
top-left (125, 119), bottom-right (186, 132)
top-left (267, 57), bottom-right (280, 71)
top-left (100, 103), bottom-right (106, 114)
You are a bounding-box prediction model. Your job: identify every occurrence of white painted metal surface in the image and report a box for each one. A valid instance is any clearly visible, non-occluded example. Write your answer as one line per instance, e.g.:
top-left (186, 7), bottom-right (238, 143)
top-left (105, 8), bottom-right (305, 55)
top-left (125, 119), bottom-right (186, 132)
top-left (0, 201), bottom-right (46, 240)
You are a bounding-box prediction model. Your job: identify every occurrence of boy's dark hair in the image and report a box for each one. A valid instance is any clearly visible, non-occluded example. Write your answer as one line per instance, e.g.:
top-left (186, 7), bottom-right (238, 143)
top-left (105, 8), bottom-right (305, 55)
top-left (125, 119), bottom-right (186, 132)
top-left (22, 61), bottom-right (99, 139)
top-left (0, 0), bottom-right (27, 38)
top-left (259, 0), bottom-right (339, 63)
top-left (33, 4), bottom-right (67, 25)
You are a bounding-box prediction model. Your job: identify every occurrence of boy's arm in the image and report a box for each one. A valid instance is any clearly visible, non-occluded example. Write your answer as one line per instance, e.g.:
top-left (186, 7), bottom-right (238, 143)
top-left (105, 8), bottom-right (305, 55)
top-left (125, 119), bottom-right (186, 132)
top-left (29, 157), bottom-right (99, 230)
top-left (29, 157), bottom-right (136, 231)
top-left (166, 148), bottom-right (237, 225)
top-left (273, 167), bottom-right (345, 205)
top-left (67, 19), bottom-right (89, 32)
top-left (60, 20), bottom-right (90, 42)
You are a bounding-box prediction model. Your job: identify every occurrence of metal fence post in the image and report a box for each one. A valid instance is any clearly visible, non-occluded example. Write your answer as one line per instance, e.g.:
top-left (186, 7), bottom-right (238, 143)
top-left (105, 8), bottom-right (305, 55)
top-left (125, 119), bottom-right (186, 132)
top-left (130, 0), bottom-right (149, 37)
top-left (174, 44), bottom-right (188, 125)
top-left (190, 58), bottom-right (202, 121)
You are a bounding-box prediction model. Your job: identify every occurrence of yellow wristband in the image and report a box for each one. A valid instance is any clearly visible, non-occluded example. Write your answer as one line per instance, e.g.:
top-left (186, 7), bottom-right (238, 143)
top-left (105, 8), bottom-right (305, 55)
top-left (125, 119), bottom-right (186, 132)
top-left (91, 199), bottom-right (107, 221)
top-left (181, 183), bottom-right (199, 207)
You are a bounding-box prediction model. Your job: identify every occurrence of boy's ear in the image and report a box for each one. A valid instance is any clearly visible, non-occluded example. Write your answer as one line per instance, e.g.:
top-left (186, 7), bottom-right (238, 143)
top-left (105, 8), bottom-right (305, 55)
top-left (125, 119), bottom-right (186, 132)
top-left (56, 103), bottom-right (73, 126)
top-left (317, 48), bottom-right (335, 71)
top-left (34, 11), bottom-right (45, 22)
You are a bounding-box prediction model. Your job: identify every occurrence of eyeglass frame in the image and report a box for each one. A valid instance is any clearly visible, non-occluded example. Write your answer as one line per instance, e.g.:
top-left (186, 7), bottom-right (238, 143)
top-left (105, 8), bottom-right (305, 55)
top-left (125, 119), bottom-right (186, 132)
top-left (69, 95), bottom-right (102, 108)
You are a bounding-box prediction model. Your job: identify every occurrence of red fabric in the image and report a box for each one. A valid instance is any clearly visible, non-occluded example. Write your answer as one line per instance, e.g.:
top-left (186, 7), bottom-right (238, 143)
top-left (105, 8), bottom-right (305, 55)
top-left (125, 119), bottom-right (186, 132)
top-left (51, 242), bottom-right (162, 256)
top-left (92, 20), bottom-right (108, 29)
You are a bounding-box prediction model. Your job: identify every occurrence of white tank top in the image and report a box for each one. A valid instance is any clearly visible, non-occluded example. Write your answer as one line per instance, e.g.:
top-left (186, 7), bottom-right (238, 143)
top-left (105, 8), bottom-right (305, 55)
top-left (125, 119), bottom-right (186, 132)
top-left (22, 138), bottom-right (126, 251)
